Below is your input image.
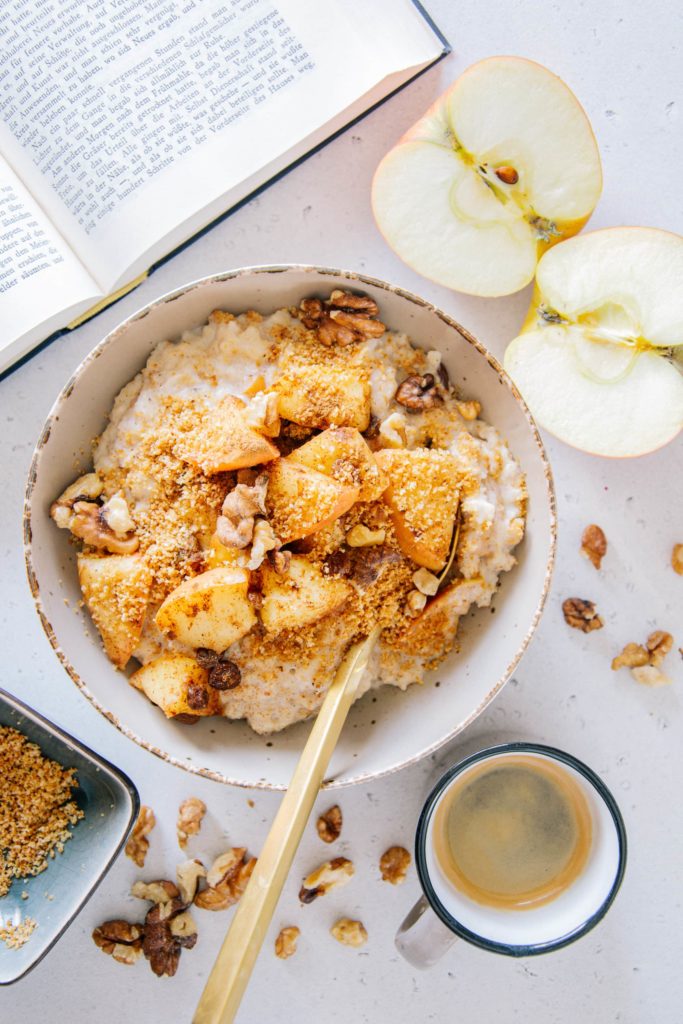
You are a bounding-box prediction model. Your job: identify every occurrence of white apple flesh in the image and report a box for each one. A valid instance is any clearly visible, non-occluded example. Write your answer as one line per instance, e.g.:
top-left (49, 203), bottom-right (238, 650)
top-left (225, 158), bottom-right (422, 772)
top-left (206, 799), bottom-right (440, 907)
top-left (372, 57), bottom-right (602, 297)
top-left (504, 227), bottom-right (683, 457)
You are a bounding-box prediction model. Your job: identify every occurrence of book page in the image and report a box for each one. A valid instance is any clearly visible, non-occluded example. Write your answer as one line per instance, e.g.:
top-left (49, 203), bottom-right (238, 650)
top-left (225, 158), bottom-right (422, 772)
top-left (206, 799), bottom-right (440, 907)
top-left (0, 155), bottom-right (99, 367)
top-left (0, 0), bottom-right (440, 292)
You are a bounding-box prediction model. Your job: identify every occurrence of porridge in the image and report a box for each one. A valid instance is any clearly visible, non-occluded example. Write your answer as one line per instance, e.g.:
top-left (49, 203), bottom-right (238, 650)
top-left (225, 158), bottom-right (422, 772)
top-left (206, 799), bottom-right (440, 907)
top-left (50, 290), bottom-right (526, 734)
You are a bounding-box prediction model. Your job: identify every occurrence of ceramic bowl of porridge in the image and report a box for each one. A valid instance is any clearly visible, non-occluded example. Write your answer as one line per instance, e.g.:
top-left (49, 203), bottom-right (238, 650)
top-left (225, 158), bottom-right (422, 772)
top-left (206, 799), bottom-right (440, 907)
top-left (24, 267), bottom-right (555, 789)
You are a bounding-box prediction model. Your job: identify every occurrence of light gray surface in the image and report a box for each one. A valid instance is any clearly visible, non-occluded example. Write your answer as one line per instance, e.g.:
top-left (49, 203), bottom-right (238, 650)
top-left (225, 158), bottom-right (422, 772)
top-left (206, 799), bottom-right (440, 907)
top-left (1, 0), bottom-right (681, 1020)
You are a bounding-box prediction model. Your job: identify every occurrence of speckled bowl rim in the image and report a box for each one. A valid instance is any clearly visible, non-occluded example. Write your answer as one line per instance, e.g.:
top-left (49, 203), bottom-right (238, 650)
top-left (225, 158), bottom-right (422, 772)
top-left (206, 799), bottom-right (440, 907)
top-left (24, 265), bottom-right (557, 790)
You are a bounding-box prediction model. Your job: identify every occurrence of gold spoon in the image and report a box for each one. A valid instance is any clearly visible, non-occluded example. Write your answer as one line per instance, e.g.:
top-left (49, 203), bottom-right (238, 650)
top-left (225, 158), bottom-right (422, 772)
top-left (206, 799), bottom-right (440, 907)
top-left (193, 510), bottom-right (460, 1023)
top-left (193, 626), bottom-right (380, 1024)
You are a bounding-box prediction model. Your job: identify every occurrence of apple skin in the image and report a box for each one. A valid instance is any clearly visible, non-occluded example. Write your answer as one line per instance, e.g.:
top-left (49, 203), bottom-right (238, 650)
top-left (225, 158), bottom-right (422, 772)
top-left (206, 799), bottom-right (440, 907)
top-left (371, 56), bottom-right (602, 297)
top-left (505, 226), bottom-right (683, 459)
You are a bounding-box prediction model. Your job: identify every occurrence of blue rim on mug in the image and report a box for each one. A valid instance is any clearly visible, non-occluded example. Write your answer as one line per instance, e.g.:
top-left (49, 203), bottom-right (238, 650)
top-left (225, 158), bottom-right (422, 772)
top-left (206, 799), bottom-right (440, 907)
top-left (414, 742), bottom-right (627, 957)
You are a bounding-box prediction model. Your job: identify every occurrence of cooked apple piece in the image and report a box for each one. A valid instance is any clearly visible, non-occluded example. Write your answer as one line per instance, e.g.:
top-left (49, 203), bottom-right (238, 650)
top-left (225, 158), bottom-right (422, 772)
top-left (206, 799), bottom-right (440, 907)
top-left (175, 395), bottom-right (279, 474)
top-left (77, 553), bottom-right (152, 669)
top-left (374, 449), bottom-right (459, 571)
top-left (129, 654), bottom-right (220, 718)
top-left (155, 567), bottom-right (256, 651)
top-left (392, 577), bottom-right (485, 659)
top-left (204, 531), bottom-right (240, 569)
top-left (289, 427), bottom-right (387, 502)
top-left (260, 555), bottom-right (351, 634)
top-left (504, 227), bottom-right (683, 457)
top-left (372, 56), bottom-right (602, 297)
top-left (275, 358), bottom-right (371, 431)
top-left (265, 457), bottom-right (358, 544)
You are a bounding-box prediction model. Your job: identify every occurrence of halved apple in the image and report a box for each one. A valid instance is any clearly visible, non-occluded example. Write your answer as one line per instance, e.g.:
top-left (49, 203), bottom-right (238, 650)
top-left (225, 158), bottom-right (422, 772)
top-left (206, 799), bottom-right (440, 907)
top-left (504, 227), bottom-right (683, 457)
top-left (155, 566), bottom-right (256, 650)
top-left (289, 427), bottom-right (388, 501)
top-left (371, 57), bottom-right (602, 297)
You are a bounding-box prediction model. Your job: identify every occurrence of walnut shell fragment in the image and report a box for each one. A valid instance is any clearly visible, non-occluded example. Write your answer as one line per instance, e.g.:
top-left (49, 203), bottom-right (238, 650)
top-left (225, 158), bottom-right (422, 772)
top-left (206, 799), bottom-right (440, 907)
top-left (562, 598), bottom-right (604, 632)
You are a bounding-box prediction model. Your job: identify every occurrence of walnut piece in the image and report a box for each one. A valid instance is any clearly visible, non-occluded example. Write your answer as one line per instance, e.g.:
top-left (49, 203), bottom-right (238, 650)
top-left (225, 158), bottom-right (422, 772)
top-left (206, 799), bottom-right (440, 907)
top-left (216, 475), bottom-right (269, 550)
top-left (330, 918), bottom-right (367, 948)
top-left (379, 845), bottom-right (411, 885)
top-left (177, 797), bottom-right (206, 850)
top-left (631, 665), bottom-right (673, 687)
top-left (143, 898), bottom-right (195, 977)
top-left (194, 848), bottom-right (256, 911)
top-left (412, 568), bottom-right (439, 596)
top-left (50, 473), bottom-right (103, 529)
top-left (562, 597), bottom-right (604, 632)
top-left (70, 500), bottom-right (139, 554)
top-left (299, 856), bottom-right (354, 903)
top-left (316, 805), bottom-right (342, 844)
top-left (275, 925), bottom-right (300, 959)
top-left (455, 399), bottom-right (481, 421)
top-left (125, 805), bottom-right (156, 867)
top-left (647, 630), bottom-right (674, 666)
top-left (612, 630), bottom-right (674, 685)
top-left (672, 543), bottom-right (683, 575)
top-left (611, 643), bottom-right (649, 671)
top-left (176, 859), bottom-right (207, 904)
top-left (346, 524), bottom-right (386, 547)
top-left (92, 920), bottom-right (144, 965)
top-left (405, 589), bottom-right (427, 617)
top-left (299, 290), bottom-right (385, 346)
top-left (131, 880), bottom-right (180, 905)
top-left (581, 524), bottom-right (607, 570)
top-left (247, 518), bottom-right (279, 570)
top-left (394, 374), bottom-right (442, 413)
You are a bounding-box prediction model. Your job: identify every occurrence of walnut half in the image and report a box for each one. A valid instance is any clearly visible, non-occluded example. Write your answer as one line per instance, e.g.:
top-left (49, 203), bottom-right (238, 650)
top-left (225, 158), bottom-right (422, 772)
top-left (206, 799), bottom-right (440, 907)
top-left (562, 597), bottom-right (604, 632)
top-left (299, 290), bottom-right (385, 346)
top-left (92, 920), bottom-right (144, 965)
top-left (194, 849), bottom-right (256, 911)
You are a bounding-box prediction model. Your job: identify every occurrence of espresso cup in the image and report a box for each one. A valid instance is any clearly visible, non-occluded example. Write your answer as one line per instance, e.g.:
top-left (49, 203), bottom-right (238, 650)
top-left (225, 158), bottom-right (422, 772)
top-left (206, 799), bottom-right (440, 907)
top-left (396, 743), bottom-right (627, 968)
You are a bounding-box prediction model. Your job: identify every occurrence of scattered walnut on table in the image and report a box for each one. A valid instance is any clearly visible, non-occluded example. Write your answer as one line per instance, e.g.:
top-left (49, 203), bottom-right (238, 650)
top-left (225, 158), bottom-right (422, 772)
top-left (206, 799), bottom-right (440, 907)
top-left (299, 857), bottom-right (354, 903)
top-left (177, 797), bottom-right (206, 850)
top-left (143, 901), bottom-right (197, 977)
top-left (299, 290), bottom-right (385, 347)
top-left (194, 848), bottom-right (257, 911)
top-left (379, 846), bottom-right (411, 885)
top-left (612, 630), bottom-right (675, 686)
top-left (330, 918), bottom-right (367, 948)
top-left (316, 805), bottom-right (343, 844)
top-left (581, 524), bottom-right (607, 570)
top-left (131, 879), bottom-right (180, 905)
top-left (125, 805), bottom-right (156, 867)
top-left (671, 544), bottom-right (683, 575)
top-left (562, 597), bottom-right (604, 632)
top-left (275, 926), bottom-right (301, 959)
top-left (176, 859), bottom-right (207, 904)
top-left (92, 920), bottom-right (144, 965)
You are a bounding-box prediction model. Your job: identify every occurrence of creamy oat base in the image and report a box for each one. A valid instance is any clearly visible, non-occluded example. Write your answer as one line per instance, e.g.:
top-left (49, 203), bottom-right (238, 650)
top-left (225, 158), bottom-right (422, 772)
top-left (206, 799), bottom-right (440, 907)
top-left (53, 293), bottom-right (526, 734)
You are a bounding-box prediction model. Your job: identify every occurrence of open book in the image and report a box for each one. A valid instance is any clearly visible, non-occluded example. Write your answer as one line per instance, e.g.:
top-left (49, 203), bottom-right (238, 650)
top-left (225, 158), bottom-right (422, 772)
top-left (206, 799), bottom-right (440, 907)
top-left (0, 0), bottom-right (447, 376)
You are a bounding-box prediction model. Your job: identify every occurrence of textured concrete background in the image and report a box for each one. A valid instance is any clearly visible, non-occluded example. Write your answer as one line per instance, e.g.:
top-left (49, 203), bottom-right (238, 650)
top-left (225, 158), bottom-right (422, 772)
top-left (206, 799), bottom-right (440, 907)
top-left (1, 0), bottom-right (681, 1020)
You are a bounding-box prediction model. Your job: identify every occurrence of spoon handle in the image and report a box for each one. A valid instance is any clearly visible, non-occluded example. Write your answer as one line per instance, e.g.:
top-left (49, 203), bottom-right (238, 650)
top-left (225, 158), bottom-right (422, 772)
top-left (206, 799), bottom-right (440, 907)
top-left (193, 627), bottom-right (379, 1024)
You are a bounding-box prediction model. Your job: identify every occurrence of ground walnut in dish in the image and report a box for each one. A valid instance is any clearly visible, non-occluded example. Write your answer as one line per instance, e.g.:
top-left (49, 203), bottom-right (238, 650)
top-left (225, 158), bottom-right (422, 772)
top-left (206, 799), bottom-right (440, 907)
top-left (50, 291), bottom-right (526, 734)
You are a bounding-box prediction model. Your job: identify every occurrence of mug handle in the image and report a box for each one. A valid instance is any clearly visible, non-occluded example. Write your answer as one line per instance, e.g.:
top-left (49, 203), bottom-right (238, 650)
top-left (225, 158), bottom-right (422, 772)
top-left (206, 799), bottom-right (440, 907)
top-left (395, 894), bottom-right (459, 968)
